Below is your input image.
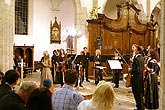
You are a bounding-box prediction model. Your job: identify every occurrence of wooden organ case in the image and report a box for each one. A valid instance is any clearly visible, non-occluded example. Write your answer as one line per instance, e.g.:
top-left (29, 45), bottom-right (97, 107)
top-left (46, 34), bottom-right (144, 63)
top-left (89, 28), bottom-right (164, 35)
top-left (87, 2), bottom-right (156, 76)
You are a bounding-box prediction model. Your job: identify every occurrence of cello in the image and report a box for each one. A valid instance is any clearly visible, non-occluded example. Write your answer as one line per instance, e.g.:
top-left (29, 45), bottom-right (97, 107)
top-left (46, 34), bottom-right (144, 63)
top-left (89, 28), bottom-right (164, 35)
top-left (114, 48), bottom-right (131, 87)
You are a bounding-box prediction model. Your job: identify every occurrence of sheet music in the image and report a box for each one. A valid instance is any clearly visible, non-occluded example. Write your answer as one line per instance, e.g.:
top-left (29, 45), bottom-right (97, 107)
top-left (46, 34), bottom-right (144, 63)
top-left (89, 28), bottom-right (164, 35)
top-left (107, 60), bottom-right (122, 69)
top-left (95, 66), bottom-right (107, 69)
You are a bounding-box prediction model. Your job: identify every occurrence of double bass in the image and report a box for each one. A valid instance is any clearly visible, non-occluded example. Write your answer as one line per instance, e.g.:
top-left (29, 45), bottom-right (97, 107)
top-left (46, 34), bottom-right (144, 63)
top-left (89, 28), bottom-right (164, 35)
top-left (114, 48), bottom-right (131, 87)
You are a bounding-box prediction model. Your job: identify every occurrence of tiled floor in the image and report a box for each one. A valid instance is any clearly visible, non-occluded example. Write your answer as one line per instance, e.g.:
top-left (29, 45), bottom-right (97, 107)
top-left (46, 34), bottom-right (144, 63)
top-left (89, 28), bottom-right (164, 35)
top-left (16, 71), bottom-right (136, 110)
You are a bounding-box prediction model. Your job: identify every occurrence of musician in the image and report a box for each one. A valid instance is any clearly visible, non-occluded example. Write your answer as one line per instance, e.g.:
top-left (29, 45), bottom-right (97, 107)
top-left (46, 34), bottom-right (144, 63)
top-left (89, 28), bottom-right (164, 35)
top-left (128, 45), bottom-right (144, 110)
top-left (112, 50), bottom-right (123, 88)
top-left (82, 47), bottom-right (90, 82)
top-left (144, 49), bottom-right (159, 109)
top-left (40, 51), bottom-right (53, 88)
top-left (51, 50), bottom-right (59, 84)
top-left (74, 51), bottom-right (84, 87)
top-left (56, 48), bottom-right (67, 87)
top-left (94, 49), bottom-right (102, 85)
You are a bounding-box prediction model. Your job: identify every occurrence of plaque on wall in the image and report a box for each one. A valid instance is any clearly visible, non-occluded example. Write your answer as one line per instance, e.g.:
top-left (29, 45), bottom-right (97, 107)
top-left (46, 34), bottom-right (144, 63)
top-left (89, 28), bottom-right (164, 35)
top-left (50, 17), bottom-right (61, 44)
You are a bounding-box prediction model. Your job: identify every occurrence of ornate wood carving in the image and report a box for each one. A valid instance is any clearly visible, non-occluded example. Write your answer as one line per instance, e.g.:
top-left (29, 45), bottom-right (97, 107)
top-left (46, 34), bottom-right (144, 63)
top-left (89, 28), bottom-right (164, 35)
top-left (87, 2), bottom-right (156, 76)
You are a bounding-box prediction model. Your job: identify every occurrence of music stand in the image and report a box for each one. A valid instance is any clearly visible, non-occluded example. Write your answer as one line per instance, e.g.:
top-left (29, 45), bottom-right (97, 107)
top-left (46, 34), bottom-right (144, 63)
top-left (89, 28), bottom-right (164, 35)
top-left (107, 60), bottom-right (122, 70)
top-left (74, 55), bottom-right (86, 63)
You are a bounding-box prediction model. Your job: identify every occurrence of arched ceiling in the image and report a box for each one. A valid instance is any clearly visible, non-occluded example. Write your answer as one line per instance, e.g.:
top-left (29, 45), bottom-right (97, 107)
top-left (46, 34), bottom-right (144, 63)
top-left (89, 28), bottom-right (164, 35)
top-left (102, 0), bottom-right (144, 19)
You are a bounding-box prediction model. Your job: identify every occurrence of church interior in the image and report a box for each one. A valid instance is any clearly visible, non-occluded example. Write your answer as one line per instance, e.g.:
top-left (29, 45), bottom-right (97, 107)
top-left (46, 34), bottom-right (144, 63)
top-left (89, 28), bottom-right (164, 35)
top-left (1, 0), bottom-right (165, 109)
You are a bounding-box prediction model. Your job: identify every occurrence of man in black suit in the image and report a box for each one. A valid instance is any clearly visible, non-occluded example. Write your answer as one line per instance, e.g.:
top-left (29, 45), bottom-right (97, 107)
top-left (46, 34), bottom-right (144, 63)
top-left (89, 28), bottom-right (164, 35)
top-left (82, 47), bottom-right (90, 82)
top-left (0, 81), bottom-right (38, 110)
top-left (0, 69), bottom-right (19, 99)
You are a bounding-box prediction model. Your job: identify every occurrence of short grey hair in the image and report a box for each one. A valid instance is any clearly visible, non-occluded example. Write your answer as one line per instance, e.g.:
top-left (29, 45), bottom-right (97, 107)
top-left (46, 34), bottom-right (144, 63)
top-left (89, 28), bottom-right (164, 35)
top-left (19, 81), bottom-right (38, 93)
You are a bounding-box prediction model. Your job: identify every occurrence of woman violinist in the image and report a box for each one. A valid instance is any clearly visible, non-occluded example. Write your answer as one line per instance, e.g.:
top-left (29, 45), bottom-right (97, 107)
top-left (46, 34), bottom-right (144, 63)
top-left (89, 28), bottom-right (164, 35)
top-left (56, 48), bottom-right (68, 87)
top-left (112, 50), bottom-right (123, 88)
top-left (144, 49), bottom-right (159, 109)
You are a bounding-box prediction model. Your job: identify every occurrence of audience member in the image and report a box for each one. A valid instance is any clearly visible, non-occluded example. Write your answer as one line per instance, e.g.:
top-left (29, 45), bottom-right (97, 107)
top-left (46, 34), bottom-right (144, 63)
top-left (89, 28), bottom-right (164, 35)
top-left (0, 69), bottom-right (19, 99)
top-left (0, 71), bottom-right (4, 85)
top-left (26, 87), bottom-right (52, 110)
top-left (52, 69), bottom-right (84, 110)
top-left (0, 81), bottom-right (38, 110)
top-left (43, 78), bottom-right (53, 94)
top-left (77, 81), bottom-right (115, 110)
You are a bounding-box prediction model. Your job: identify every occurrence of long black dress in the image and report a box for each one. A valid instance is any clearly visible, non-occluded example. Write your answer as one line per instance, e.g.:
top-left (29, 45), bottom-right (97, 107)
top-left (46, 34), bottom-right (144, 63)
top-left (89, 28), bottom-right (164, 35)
top-left (131, 54), bottom-right (144, 110)
top-left (93, 55), bottom-right (102, 85)
top-left (144, 59), bottom-right (159, 109)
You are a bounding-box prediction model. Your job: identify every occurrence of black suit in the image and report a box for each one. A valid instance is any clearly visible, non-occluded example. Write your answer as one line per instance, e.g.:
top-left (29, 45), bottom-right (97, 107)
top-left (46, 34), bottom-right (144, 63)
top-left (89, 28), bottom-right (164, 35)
top-left (82, 51), bottom-right (90, 81)
top-left (0, 84), bottom-right (12, 99)
top-left (0, 91), bottom-right (25, 110)
top-left (131, 54), bottom-right (144, 110)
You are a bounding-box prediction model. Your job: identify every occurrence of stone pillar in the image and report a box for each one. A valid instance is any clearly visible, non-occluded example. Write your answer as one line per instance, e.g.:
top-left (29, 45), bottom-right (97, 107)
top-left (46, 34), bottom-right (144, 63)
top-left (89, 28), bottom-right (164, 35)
top-left (160, 0), bottom-right (165, 109)
top-left (0, 0), bottom-right (14, 72)
top-left (74, 0), bottom-right (88, 54)
top-left (146, 0), bottom-right (150, 22)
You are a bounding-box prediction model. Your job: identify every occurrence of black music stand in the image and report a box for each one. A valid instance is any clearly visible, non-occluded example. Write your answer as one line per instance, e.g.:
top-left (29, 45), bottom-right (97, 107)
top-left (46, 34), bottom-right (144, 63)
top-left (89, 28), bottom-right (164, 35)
top-left (74, 55), bottom-right (86, 63)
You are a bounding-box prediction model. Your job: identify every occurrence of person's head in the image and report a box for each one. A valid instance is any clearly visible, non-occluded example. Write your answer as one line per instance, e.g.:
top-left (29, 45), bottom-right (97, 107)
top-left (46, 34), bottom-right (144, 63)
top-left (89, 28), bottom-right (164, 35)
top-left (26, 87), bottom-right (52, 110)
top-left (43, 51), bottom-right (50, 59)
top-left (83, 47), bottom-right (87, 52)
top-left (147, 45), bottom-right (151, 50)
top-left (0, 71), bottom-right (4, 85)
top-left (95, 49), bottom-right (101, 56)
top-left (64, 69), bottom-right (78, 86)
top-left (17, 81), bottom-right (38, 104)
top-left (157, 43), bottom-right (160, 48)
top-left (91, 81), bottom-right (115, 110)
top-left (4, 69), bottom-right (19, 86)
top-left (132, 44), bottom-right (137, 52)
top-left (53, 50), bottom-right (58, 55)
top-left (43, 79), bottom-right (52, 89)
top-left (148, 49), bottom-right (160, 62)
top-left (134, 45), bottom-right (142, 55)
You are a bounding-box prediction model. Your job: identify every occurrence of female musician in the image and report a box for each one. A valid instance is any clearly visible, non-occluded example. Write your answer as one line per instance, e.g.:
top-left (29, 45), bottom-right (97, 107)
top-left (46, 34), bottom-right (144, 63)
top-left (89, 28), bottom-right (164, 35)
top-left (144, 49), bottom-right (159, 109)
top-left (94, 49), bottom-right (102, 85)
top-left (128, 45), bottom-right (145, 110)
top-left (40, 51), bottom-right (53, 87)
top-left (112, 50), bottom-right (123, 88)
top-left (56, 48), bottom-right (67, 87)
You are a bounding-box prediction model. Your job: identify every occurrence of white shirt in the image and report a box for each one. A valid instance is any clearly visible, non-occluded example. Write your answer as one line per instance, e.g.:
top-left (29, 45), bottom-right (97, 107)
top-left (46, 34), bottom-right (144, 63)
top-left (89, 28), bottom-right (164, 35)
top-left (77, 100), bottom-right (96, 110)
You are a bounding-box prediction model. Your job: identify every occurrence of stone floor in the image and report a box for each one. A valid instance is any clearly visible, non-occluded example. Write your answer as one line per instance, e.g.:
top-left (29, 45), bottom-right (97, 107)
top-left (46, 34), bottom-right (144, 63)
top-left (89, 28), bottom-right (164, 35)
top-left (16, 71), bottom-right (137, 110)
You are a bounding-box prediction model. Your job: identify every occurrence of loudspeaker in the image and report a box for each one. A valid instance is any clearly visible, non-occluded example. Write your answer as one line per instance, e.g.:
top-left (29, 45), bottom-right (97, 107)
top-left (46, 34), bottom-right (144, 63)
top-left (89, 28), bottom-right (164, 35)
top-left (96, 36), bottom-right (102, 46)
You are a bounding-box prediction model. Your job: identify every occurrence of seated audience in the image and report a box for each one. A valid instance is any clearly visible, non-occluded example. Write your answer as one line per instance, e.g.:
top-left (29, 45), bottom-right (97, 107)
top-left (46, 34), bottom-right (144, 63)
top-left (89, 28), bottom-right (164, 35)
top-left (0, 71), bottom-right (4, 85)
top-left (0, 69), bottom-right (19, 99)
top-left (77, 81), bottom-right (115, 110)
top-left (0, 81), bottom-right (38, 110)
top-left (25, 87), bottom-right (52, 110)
top-left (52, 69), bottom-right (84, 110)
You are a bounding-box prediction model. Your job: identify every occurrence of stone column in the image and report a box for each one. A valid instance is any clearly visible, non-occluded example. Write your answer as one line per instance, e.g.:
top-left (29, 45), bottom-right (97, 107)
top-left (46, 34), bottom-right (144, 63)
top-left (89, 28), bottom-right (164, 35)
top-left (74, 0), bottom-right (88, 54)
top-left (0, 0), bottom-right (14, 72)
top-left (160, 0), bottom-right (165, 109)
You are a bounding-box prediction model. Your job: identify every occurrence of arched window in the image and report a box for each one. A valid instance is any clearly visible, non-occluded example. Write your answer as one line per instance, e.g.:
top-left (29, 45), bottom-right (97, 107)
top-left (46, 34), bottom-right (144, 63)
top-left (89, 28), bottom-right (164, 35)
top-left (15, 0), bottom-right (28, 35)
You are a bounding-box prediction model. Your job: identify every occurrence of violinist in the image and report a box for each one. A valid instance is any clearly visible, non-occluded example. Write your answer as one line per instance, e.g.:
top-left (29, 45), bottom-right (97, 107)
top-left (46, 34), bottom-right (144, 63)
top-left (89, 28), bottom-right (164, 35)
top-left (128, 44), bottom-right (145, 110)
top-left (94, 49), bottom-right (102, 85)
top-left (112, 50), bottom-right (123, 88)
top-left (56, 48), bottom-right (67, 87)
